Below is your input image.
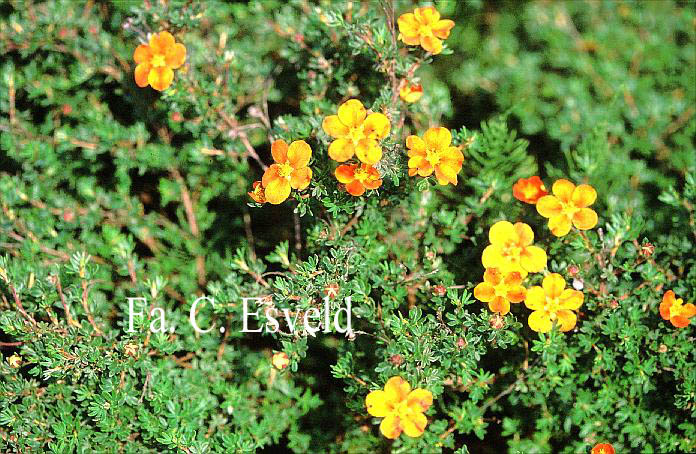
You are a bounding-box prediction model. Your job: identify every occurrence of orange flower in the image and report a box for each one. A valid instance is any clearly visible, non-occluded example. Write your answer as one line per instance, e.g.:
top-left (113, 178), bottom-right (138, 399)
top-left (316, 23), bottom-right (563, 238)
top-left (365, 376), bottom-right (433, 439)
top-left (660, 290), bottom-right (696, 328)
top-left (399, 82), bottom-right (423, 103)
top-left (272, 352), bottom-right (290, 370)
top-left (473, 268), bottom-right (527, 315)
top-left (406, 127), bottom-right (464, 186)
top-left (524, 274), bottom-right (584, 333)
top-left (322, 99), bottom-right (391, 165)
top-left (482, 221), bottom-right (547, 277)
top-left (591, 443), bottom-right (615, 454)
top-left (536, 179), bottom-right (598, 237)
top-left (133, 31), bottom-right (186, 91)
top-left (261, 139), bottom-right (313, 204)
top-left (335, 163), bottom-right (382, 196)
top-left (513, 176), bottom-right (548, 204)
top-left (248, 181), bottom-right (266, 204)
top-left (397, 6), bottom-right (455, 55)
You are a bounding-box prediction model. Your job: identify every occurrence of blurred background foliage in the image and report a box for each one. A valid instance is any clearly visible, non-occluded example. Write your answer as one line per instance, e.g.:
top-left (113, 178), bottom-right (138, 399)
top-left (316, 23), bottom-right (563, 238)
top-left (0, 0), bottom-right (694, 453)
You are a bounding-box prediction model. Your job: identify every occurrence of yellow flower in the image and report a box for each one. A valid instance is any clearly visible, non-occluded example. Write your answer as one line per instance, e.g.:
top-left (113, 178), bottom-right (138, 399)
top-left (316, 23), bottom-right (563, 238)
top-left (397, 6), bottom-right (455, 55)
top-left (536, 179), bottom-right (598, 237)
top-left (473, 268), bottom-right (527, 315)
top-left (406, 127), bottom-right (464, 186)
top-left (365, 376), bottom-right (433, 439)
top-left (133, 31), bottom-right (186, 91)
top-left (272, 352), bottom-right (290, 370)
top-left (8, 354), bottom-right (22, 368)
top-left (524, 273), bottom-right (584, 333)
top-left (482, 221), bottom-right (547, 277)
top-left (322, 99), bottom-right (391, 165)
top-left (261, 139), bottom-right (313, 204)
top-left (399, 82), bottom-right (423, 103)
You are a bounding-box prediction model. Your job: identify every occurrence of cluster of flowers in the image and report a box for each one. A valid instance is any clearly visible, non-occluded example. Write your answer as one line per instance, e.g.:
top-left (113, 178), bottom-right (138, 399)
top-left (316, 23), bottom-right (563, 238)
top-left (474, 177), bottom-right (600, 333)
top-left (131, 6), bottom-right (692, 447)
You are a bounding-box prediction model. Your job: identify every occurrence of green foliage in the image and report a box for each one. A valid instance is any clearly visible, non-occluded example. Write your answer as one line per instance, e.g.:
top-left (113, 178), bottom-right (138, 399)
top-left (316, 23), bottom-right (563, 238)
top-left (1, 0), bottom-right (695, 453)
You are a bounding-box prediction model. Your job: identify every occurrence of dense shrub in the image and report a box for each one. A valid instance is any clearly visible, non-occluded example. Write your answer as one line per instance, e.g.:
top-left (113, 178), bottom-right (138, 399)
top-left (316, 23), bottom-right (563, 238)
top-left (1, 1), bottom-right (694, 453)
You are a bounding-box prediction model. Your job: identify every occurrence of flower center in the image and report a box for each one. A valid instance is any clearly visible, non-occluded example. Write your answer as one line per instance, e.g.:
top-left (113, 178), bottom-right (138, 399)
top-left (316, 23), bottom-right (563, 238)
top-left (544, 296), bottom-right (561, 314)
top-left (348, 124), bottom-right (366, 144)
top-left (560, 201), bottom-right (579, 217)
top-left (151, 54), bottom-right (167, 68)
top-left (354, 168), bottom-right (370, 183)
top-left (277, 162), bottom-right (293, 178)
top-left (501, 241), bottom-right (521, 260)
top-left (425, 148), bottom-right (441, 166)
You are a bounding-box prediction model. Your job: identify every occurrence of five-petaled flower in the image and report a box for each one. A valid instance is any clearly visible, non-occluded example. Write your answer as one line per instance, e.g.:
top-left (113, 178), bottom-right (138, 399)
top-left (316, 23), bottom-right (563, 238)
top-left (262, 140), bottom-right (313, 205)
top-left (513, 176), bottom-right (548, 204)
top-left (397, 6), bottom-right (455, 55)
top-left (335, 163), bottom-right (382, 196)
top-left (482, 221), bottom-right (547, 277)
top-left (272, 352), bottom-right (290, 370)
top-left (406, 127), bottom-right (464, 186)
top-left (248, 181), bottom-right (266, 204)
top-left (474, 268), bottom-right (527, 315)
top-left (660, 290), bottom-right (696, 328)
top-left (524, 273), bottom-right (584, 333)
top-left (134, 31), bottom-right (186, 91)
top-left (365, 376), bottom-right (433, 439)
top-left (400, 82), bottom-right (423, 103)
top-left (591, 443), bottom-right (615, 454)
top-left (536, 179), bottom-right (598, 237)
top-left (322, 99), bottom-right (390, 165)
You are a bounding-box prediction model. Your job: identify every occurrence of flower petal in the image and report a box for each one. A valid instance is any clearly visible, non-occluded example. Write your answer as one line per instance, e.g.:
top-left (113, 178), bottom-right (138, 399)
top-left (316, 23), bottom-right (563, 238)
top-left (572, 184), bottom-right (597, 208)
top-left (514, 222), bottom-right (535, 246)
top-left (432, 19), bottom-right (455, 39)
top-left (572, 208), bottom-right (598, 230)
top-left (414, 6), bottom-right (440, 24)
top-left (520, 245), bottom-right (547, 273)
top-left (542, 274), bottom-right (566, 299)
top-left (402, 412), bottom-right (427, 438)
top-left (506, 285), bottom-right (527, 303)
top-left (165, 42), bottom-right (186, 69)
top-left (397, 13), bottom-right (420, 38)
top-left (134, 63), bottom-right (151, 87)
top-left (264, 177), bottom-right (291, 205)
top-left (548, 214), bottom-right (572, 237)
top-left (345, 180), bottom-right (365, 196)
top-left (365, 390), bottom-right (391, 417)
top-left (483, 268), bottom-right (503, 285)
top-left (682, 303), bottom-right (696, 318)
top-left (149, 31), bottom-right (175, 53)
top-left (556, 310), bottom-right (577, 331)
top-left (420, 34), bottom-right (443, 54)
top-left (384, 377), bottom-right (411, 402)
top-left (328, 138), bottom-right (354, 162)
top-left (406, 389), bottom-right (433, 413)
top-left (322, 115), bottom-right (349, 138)
top-left (337, 99), bottom-right (366, 128)
top-left (271, 139), bottom-right (288, 164)
top-left (355, 139), bottom-right (382, 165)
top-left (289, 167), bottom-right (312, 190)
top-left (528, 310), bottom-right (552, 333)
top-left (552, 179), bottom-right (576, 203)
top-left (489, 221), bottom-right (515, 245)
top-left (380, 414), bottom-right (402, 439)
top-left (671, 315), bottom-right (691, 328)
top-left (406, 135), bottom-right (426, 154)
top-left (474, 282), bottom-right (495, 302)
top-left (364, 113), bottom-right (390, 139)
top-left (536, 195), bottom-right (562, 218)
top-left (133, 44), bottom-right (151, 64)
top-left (489, 297), bottom-right (510, 315)
top-left (335, 164), bottom-right (356, 184)
top-left (481, 245), bottom-right (504, 270)
top-left (659, 299), bottom-right (672, 320)
top-left (147, 66), bottom-right (174, 91)
top-left (559, 289), bottom-right (584, 310)
top-left (287, 140), bottom-right (312, 168)
top-left (525, 286), bottom-right (545, 310)
top-left (423, 127), bottom-right (452, 150)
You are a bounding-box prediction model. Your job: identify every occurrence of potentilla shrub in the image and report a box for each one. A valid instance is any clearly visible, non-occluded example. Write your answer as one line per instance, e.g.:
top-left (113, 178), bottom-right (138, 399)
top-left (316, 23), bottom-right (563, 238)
top-left (1, 1), bottom-right (694, 453)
